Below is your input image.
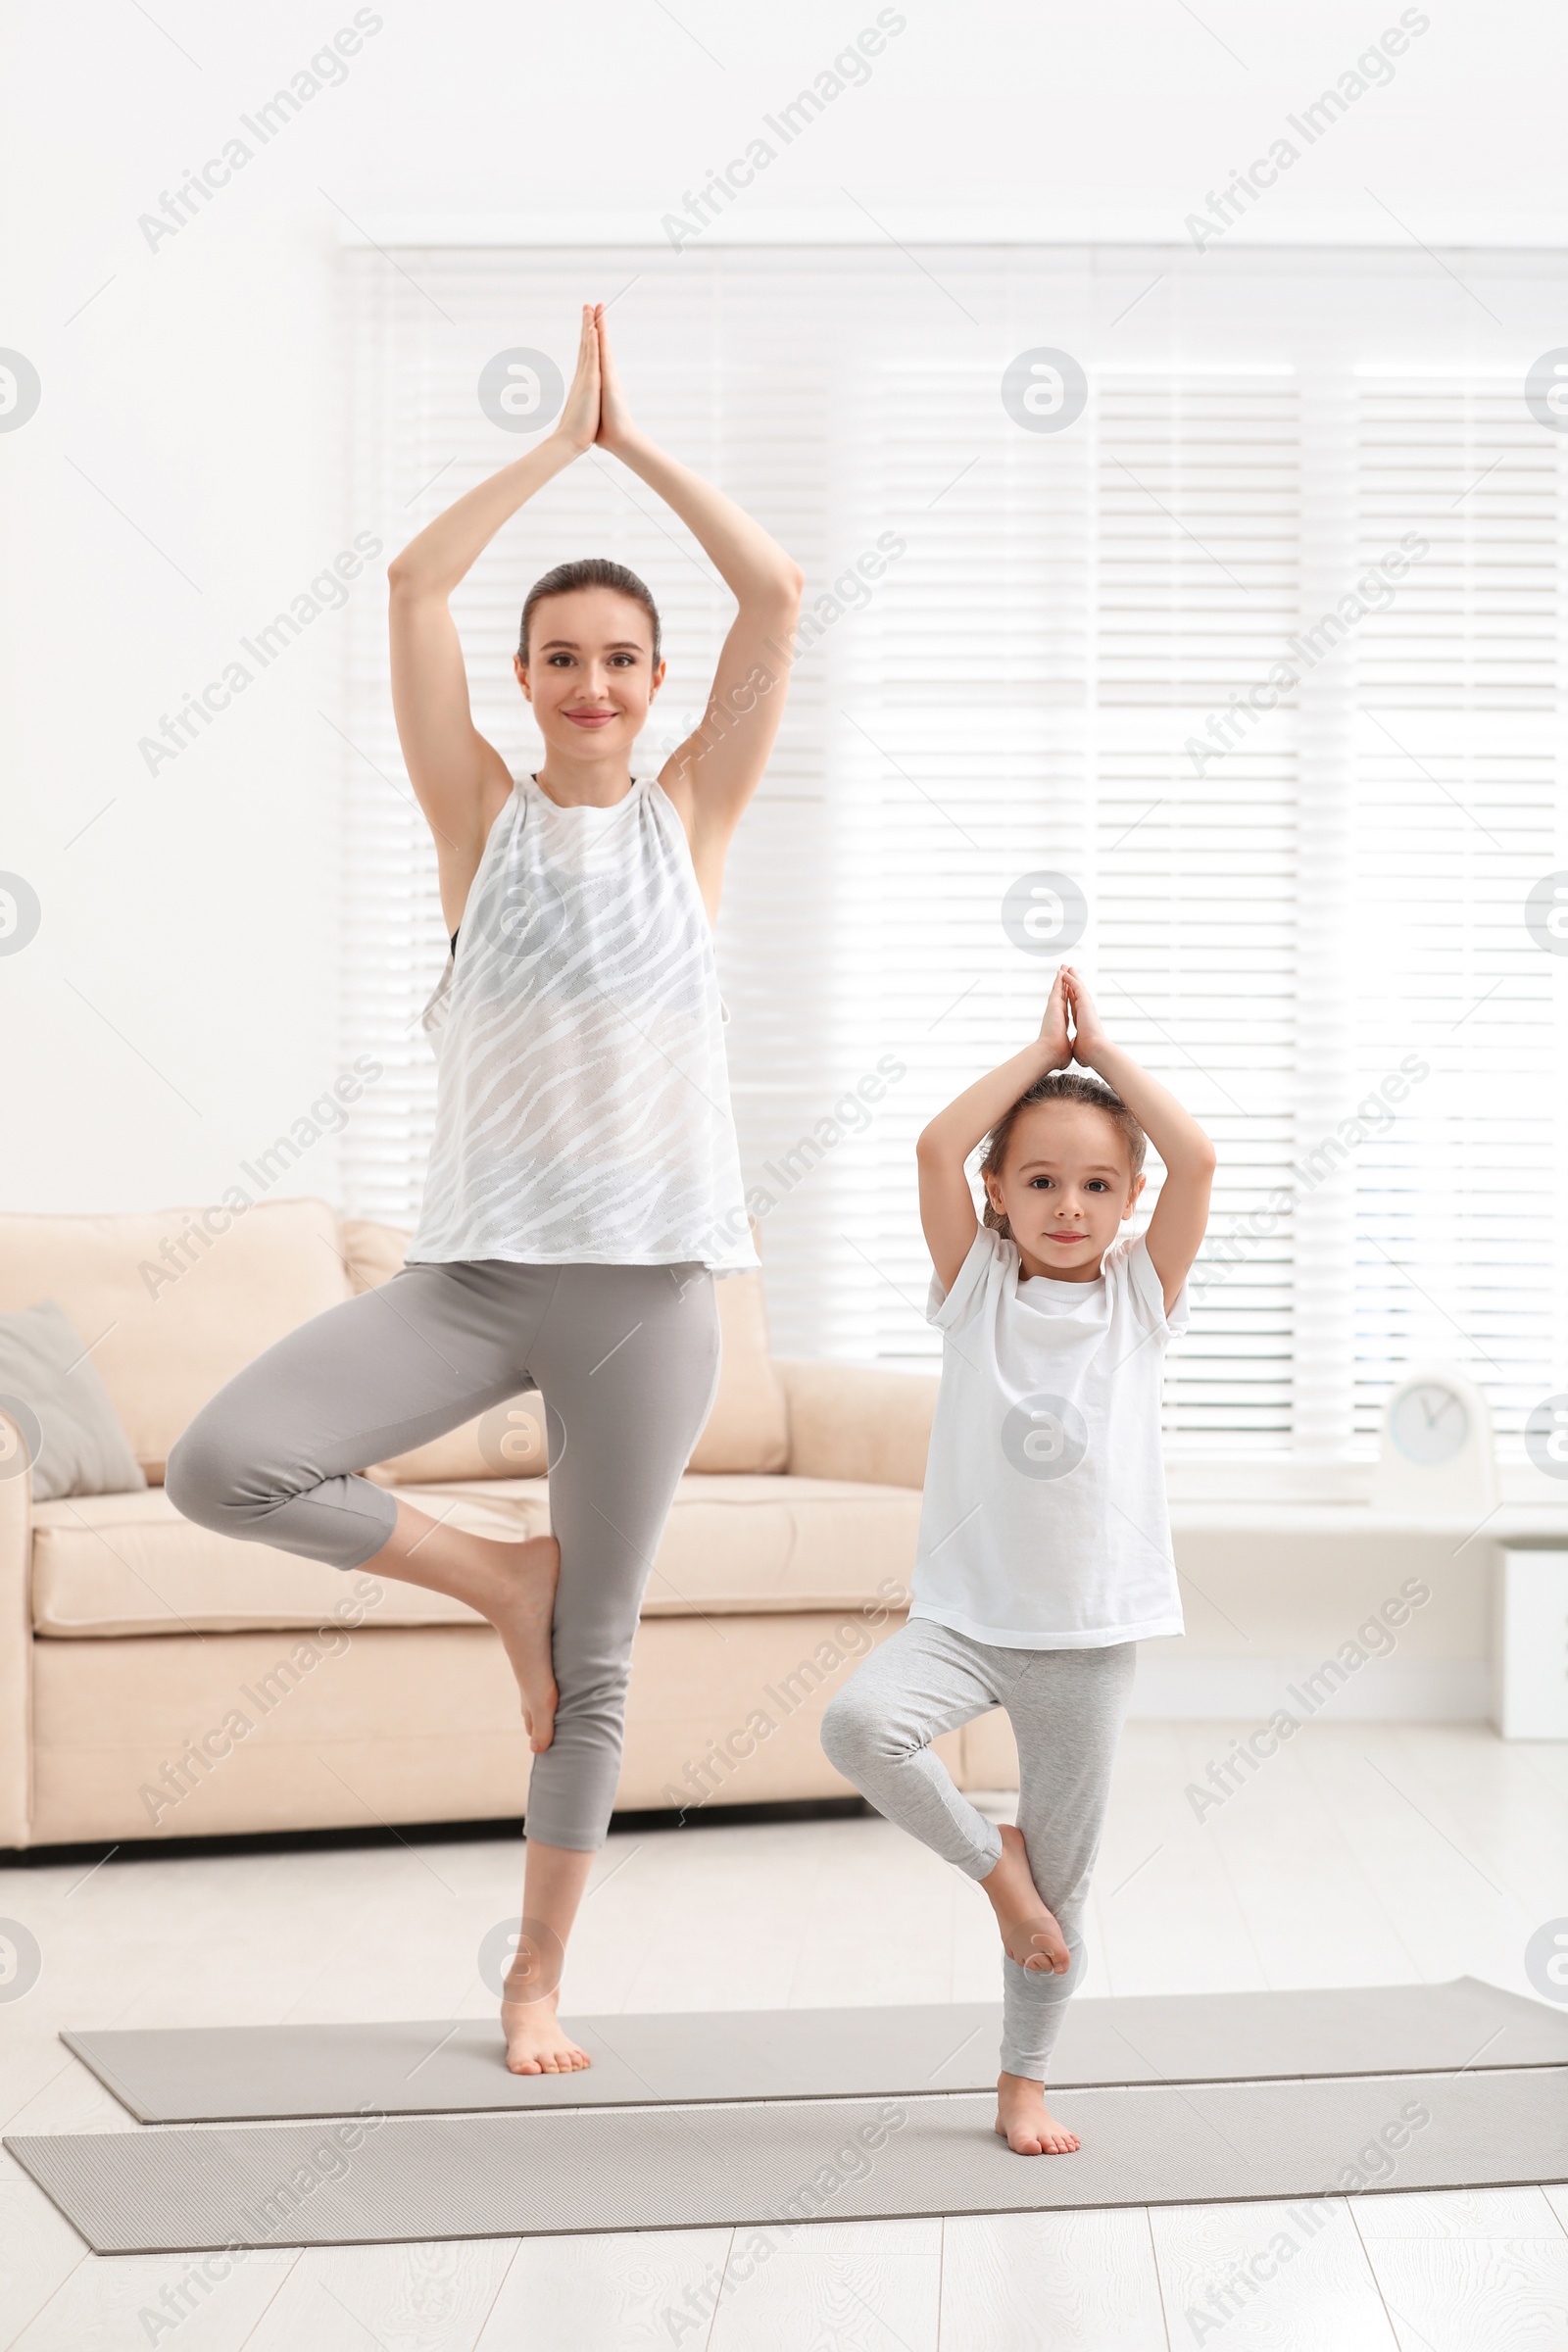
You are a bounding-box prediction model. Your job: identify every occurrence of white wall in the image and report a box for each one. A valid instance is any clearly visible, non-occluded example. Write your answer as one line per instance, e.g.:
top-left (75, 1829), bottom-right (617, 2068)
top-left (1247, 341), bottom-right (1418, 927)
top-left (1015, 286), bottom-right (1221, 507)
top-left (3, 0), bottom-right (1564, 1213)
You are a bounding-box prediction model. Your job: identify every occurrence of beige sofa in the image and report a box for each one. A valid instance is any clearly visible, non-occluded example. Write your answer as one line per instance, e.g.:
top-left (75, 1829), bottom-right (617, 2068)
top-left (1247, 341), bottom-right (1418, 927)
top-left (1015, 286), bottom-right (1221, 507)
top-left (0, 1199), bottom-right (1020, 1850)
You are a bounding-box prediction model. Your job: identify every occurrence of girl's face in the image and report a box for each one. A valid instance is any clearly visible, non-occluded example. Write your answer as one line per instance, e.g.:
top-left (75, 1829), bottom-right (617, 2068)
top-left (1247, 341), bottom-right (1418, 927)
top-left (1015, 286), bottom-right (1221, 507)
top-left (514, 587), bottom-right (665, 764)
top-left (983, 1099), bottom-right (1145, 1283)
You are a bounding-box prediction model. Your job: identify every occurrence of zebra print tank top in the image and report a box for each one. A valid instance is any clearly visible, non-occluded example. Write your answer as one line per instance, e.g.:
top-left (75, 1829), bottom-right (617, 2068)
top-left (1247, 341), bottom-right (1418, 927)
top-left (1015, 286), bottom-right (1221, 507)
top-left (406, 769), bottom-right (759, 1276)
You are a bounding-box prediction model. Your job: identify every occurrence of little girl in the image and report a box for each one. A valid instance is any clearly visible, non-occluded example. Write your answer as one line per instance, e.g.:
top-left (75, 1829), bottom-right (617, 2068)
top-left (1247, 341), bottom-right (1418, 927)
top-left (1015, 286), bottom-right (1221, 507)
top-left (821, 963), bottom-right (1214, 2156)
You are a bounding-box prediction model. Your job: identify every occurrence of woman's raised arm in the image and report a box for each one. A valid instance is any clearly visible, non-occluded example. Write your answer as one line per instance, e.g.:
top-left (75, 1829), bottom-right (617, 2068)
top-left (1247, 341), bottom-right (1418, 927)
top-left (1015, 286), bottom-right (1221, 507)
top-left (594, 315), bottom-right (804, 904)
top-left (386, 304), bottom-right (604, 927)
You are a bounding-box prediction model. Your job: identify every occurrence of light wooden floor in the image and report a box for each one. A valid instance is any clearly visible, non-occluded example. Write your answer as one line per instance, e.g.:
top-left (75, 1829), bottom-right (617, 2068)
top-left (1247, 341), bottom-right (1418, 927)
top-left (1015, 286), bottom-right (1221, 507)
top-left (2, 1719), bottom-right (1566, 2349)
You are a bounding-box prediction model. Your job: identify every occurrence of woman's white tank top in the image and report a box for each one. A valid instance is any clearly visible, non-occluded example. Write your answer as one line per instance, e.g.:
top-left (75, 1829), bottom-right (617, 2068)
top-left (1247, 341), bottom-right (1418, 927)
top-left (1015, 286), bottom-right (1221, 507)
top-left (406, 769), bottom-right (759, 1276)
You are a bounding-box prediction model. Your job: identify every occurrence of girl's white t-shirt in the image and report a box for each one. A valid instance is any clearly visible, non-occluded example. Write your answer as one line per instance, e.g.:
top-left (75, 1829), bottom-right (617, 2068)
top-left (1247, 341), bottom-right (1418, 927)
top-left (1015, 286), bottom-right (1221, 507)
top-left (909, 1220), bottom-right (1190, 1650)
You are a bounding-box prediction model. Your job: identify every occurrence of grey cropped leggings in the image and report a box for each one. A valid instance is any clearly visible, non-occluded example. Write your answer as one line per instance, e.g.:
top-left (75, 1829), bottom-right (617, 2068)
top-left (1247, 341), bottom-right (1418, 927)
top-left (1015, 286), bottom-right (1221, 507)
top-left (165, 1259), bottom-right (721, 1853)
top-left (820, 1618), bottom-right (1137, 2081)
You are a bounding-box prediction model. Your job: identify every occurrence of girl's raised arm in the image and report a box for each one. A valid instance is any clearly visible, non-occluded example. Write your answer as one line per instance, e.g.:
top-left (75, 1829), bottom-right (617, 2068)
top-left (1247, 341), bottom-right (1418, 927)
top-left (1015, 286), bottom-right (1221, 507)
top-left (386, 304), bottom-right (605, 929)
top-left (915, 971), bottom-right (1073, 1296)
top-left (1060, 966), bottom-right (1216, 1314)
top-left (594, 314), bottom-right (804, 912)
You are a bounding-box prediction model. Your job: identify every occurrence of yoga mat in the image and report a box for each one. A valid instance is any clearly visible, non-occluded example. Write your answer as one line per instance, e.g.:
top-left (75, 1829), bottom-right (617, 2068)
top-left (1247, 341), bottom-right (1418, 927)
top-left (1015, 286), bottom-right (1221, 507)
top-left (9, 2068), bottom-right (1565, 2253)
top-left (61, 1977), bottom-right (1568, 2125)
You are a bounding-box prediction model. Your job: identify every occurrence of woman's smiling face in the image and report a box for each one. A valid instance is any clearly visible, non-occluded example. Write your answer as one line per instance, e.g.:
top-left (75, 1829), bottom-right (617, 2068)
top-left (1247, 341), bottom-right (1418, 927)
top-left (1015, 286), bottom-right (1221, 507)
top-left (514, 586), bottom-right (665, 760)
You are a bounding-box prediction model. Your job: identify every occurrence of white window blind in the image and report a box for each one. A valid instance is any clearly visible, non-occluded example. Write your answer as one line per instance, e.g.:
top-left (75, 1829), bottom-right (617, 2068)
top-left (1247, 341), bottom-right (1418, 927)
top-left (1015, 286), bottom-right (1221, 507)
top-left (339, 243), bottom-right (1568, 1464)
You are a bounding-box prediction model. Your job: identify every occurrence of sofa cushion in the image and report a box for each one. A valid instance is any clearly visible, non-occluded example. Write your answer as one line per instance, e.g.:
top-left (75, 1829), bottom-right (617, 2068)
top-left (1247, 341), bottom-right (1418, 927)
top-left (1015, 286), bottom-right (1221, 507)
top-left (0, 1200), bottom-right (352, 1483)
top-left (30, 1473), bottom-right (920, 1637)
top-left (29, 1485), bottom-right (542, 1638)
top-left (692, 1263), bottom-right (790, 1475)
top-left (630, 1474), bottom-right (917, 1615)
top-left (0, 1298), bottom-right (147, 1500)
top-left (345, 1222), bottom-right (790, 1483)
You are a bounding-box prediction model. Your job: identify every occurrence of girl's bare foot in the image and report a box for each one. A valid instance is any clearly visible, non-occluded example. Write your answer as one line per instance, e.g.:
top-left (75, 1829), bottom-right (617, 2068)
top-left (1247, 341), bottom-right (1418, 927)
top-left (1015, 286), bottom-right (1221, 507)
top-left (994, 2070), bottom-right (1080, 2155)
top-left (502, 1983), bottom-right (591, 2075)
top-left (980, 1822), bottom-right (1071, 1973)
top-left (475, 1534), bottom-right (561, 1751)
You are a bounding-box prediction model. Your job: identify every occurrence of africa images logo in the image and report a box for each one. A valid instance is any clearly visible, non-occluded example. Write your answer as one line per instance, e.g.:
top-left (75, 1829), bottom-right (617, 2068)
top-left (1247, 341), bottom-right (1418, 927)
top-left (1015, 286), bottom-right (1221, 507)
top-left (1003, 1394), bottom-right (1089, 1481)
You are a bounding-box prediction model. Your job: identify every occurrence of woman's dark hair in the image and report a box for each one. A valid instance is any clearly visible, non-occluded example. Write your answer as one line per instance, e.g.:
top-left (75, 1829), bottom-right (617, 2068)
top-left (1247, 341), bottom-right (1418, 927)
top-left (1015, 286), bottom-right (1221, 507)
top-left (517, 558), bottom-right (662, 669)
top-left (979, 1069), bottom-right (1147, 1237)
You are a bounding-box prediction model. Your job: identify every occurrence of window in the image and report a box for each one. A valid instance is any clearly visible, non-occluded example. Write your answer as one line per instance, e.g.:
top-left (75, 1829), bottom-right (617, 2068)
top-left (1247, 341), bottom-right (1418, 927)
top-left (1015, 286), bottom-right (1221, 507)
top-left (341, 240), bottom-right (1567, 1464)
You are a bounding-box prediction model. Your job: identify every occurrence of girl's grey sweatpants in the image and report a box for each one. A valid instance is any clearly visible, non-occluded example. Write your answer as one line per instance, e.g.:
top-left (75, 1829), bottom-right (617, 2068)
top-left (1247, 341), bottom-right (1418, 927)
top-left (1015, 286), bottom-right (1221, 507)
top-left (165, 1259), bottom-right (721, 1854)
top-left (820, 1618), bottom-right (1137, 2082)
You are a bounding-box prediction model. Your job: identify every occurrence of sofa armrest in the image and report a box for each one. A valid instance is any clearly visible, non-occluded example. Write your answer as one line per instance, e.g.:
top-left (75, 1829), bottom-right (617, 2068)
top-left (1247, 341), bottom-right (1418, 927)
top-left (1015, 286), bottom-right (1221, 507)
top-left (0, 1415), bottom-right (32, 1847)
top-left (773, 1359), bottom-right (938, 1491)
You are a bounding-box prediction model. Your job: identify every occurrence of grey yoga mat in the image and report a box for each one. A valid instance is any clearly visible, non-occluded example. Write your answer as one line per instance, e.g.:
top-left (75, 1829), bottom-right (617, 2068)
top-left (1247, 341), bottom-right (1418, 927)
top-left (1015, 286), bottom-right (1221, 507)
top-left (60, 1977), bottom-right (1568, 2125)
top-left (8, 2068), bottom-right (1566, 2254)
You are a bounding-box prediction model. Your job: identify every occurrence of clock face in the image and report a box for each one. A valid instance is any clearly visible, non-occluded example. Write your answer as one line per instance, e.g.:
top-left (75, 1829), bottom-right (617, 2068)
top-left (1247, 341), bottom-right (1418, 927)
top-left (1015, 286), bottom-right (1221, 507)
top-left (1390, 1383), bottom-right (1469, 1466)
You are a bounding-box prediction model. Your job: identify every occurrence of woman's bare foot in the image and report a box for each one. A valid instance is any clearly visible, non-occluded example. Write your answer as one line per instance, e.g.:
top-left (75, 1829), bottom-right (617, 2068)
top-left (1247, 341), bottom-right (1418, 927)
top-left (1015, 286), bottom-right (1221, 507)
top-left (980, 1822), bottom-right (1070, 1973)
top-left (502, 1984), bottom-right (591, 2076)
top-left (475, 1534), bottom-right (561, 1751)
top-left (994, 2071), bottom-right (1080, 2155)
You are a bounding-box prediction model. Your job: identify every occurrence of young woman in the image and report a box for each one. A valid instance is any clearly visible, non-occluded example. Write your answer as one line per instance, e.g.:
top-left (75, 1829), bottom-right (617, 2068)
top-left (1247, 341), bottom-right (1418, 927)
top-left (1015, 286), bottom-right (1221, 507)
top-left (167, 305), bottom-right (804, 2074)
top-left (821, 964), bottom-right (1214, 2155)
